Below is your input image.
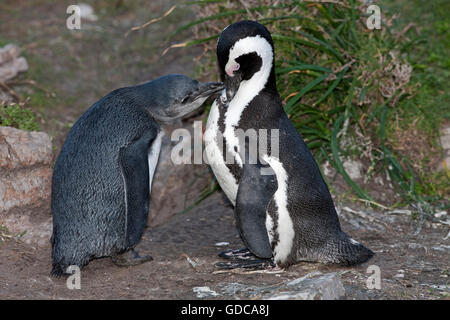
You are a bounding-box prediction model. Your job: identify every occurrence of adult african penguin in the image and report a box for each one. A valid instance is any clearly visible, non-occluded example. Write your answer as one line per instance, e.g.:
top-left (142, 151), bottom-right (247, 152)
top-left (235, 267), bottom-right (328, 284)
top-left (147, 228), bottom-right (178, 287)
top-left (204, 20), bottom-right (374, 268)
top-left (51, 74), bottom-right (223, 276)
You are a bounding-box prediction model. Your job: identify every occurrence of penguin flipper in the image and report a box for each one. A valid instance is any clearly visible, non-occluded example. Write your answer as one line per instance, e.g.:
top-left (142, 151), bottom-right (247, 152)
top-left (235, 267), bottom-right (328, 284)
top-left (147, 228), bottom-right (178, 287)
top-left (235, 163), bottom-right (277, 259)
top-left (119, 130), bottom-right (156, 248)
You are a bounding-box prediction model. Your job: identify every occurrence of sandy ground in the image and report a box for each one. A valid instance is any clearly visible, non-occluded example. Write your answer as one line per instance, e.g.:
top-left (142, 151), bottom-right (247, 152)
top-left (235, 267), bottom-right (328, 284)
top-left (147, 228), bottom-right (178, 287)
top-left (1, 192), bottom-right (449, 300)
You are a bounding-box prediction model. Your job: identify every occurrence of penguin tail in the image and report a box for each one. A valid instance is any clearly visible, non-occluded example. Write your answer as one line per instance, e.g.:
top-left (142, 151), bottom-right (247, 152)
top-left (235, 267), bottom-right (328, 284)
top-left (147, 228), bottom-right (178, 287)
top-left (50, 263), bottom-right (67, 277)
top-left (330, 232), bottom-right (374, 266)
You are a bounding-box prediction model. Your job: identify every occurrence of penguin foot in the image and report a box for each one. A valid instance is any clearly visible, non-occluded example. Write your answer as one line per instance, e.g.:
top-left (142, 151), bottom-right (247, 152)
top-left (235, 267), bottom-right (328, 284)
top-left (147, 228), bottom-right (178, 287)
top-left (215, 259), bottom-right (275, 270)
top-left (111, 249), bottom-right (153, 267)
top-left (218, 248), bottom-right (254, 260)
top-left (216, 248), bottom-right (275, 270)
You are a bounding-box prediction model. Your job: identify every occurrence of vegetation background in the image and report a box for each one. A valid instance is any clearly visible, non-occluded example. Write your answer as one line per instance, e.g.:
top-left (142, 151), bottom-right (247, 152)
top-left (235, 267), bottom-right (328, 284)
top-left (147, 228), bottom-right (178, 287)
top-left (166, 0), bottom-right (450, 217)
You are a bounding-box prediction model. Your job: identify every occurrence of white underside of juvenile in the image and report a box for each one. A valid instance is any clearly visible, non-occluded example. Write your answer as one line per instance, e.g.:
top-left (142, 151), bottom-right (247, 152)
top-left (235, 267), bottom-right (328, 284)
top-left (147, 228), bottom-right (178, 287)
top-left (148, 131), bottom-right (163, 193)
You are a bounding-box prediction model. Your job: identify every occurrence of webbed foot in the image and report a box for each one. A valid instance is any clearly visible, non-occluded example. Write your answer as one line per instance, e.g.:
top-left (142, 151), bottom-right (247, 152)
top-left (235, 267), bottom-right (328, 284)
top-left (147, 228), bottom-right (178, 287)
top-left (215, 248), bottom-right (275, 270)
top-left (111, 249), bottom-right (153, 267)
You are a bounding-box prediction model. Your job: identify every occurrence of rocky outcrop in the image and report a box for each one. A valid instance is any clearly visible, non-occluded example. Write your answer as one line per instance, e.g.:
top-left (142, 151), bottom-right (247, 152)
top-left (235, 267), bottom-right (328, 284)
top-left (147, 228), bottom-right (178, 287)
top-left (0, 44), bottom-right (28, 82)
top-left (0, 126), bottom-right (52, 246)
top-left (263, 272), bottom-right (346, 300)
top-left (195, 272), bottom-right (346, 300)
top-left (148, 122), bottom-right (211, 227)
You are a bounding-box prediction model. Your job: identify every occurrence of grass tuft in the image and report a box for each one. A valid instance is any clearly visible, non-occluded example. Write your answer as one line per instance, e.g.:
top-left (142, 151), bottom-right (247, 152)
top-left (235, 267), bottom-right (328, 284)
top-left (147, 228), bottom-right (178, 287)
top-left (0, 103), bottom-right (40, 132)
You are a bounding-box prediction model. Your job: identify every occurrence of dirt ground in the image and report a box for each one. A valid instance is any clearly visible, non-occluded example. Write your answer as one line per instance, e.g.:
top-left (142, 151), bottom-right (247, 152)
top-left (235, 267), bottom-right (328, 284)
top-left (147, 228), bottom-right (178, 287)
top-left (0, 0), bottom-right (448, 300)
top-left (0, 192), bottom-right (448, 300)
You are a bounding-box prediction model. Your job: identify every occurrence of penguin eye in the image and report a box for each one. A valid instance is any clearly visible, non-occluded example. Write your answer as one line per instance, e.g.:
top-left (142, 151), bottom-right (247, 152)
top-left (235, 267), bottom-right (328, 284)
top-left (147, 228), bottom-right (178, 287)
top-left (181, 95), bottom-right (190, 104)
top-left (235, 52), bottom-right (262, 80)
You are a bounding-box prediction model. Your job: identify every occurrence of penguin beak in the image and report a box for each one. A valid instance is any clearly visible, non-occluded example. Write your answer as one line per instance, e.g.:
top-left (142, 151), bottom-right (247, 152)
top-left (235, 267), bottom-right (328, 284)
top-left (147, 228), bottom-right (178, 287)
top-left (224, 72), bottom-right (242, 101)
top-left (166, 82), bottom-right (224, 119)
top-left (225, 63), bottom-right (240, 77)
top-left (189, 82), bottom-right (224, 102)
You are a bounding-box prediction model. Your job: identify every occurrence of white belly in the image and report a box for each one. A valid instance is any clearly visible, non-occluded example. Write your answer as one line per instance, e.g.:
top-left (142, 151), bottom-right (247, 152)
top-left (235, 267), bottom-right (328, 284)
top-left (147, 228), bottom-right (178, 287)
top-left (204, 98), bottom-right (239, 204)
top-left (262, 155), bottom-right (295, 265)
top-left (205, 97), bottom-right (295, 265)
top-left (148, 131), bottom-right (163, 193)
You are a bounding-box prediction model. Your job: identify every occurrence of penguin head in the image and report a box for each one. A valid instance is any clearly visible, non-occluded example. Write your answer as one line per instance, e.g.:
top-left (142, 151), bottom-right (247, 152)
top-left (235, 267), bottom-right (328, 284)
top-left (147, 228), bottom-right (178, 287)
top-left (217, 20), bottom-right (276, 101)
top-left (148, 74), bottom-right (223, 122)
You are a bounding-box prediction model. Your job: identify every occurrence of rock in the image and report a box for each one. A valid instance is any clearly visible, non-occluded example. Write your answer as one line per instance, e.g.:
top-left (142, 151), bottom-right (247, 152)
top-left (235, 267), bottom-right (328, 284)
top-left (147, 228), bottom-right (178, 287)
top-left (394, 270), bottom-right (405, 278)
top-left (264, 272), bottom-right (345, 300)
top-left (78, 3), bottom-right (98, 22)
top-left (427, 284), bottom-right (449, 292)
top-left (0, 126), bottom-right (52, 170)
top-left (215, 242), bottom-right (229, 247)
top-left (431, 245), bottom-right (450, 253)
top-left (387, 209), bottom-right (412, 216)
top-left (434, 211), bottom-right (447, 219)
top-left (1, 212), bottom-right (52, 247)
top-left (408, 243), bottom-right (423, 250)
top-left (0, 44), bottom-right (21, 63)
top-left (0, 126), bottom-right (52, 245)
top-left (342, 159), bottom-right (363, 180)
top-left (321, 160), bottom-right (335, 177)
top-left (0, 89), bottom-right (14, 103)
top-left (0, 44), bottom-right (28, 82)
top-left (0, 167), bottom-right (52, 211)
top-left (193, 286), bottom-right (220, 298)
top-left (219, 272), bottom-right (346, 300)
top-left (148, 122), bottom-right (210, 227)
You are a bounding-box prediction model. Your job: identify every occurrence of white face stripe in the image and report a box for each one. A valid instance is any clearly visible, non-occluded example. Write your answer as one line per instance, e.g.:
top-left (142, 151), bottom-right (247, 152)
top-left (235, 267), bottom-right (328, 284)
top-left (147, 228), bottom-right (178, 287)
top-left (223, 35), bottom-right (274, 167)
top-left (263, 155), bottom-right (295, 265)
top-left (225, 34), bottom-right (273, 84)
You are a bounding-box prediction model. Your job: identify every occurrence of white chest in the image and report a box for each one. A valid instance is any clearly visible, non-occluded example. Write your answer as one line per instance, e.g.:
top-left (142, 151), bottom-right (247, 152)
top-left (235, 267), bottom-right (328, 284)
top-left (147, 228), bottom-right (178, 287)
top-left (204, 97), bottom-right (239, 204)
top-left (148, 131), bottom-right (163, 193)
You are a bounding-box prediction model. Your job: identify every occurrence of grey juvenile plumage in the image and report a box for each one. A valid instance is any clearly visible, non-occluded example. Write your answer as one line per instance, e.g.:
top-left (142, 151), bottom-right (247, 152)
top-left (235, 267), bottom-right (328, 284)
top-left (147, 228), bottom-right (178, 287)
top-left (51, 74), bottom-right (223, 276)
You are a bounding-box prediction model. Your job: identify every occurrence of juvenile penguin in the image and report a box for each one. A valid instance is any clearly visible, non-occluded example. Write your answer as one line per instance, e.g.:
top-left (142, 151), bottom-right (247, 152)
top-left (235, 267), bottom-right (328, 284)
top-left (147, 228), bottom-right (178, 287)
top-left (51, 74), bottom-right (223, 276)
top-left (204, 21), bottom-right (373, 268)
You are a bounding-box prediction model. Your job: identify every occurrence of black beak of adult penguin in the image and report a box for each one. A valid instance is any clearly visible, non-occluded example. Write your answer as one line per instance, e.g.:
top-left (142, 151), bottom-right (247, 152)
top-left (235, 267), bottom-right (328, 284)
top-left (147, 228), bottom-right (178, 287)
top-left (224, 73), bottom-right (242, 101)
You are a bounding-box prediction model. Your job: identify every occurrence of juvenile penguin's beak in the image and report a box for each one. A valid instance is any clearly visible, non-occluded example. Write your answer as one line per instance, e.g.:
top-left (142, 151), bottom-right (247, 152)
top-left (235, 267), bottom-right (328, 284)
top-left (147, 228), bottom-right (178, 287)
top-left (191, 82), bottom-right (224, 101)
top-left (166, 82), bottom-right (224, 119)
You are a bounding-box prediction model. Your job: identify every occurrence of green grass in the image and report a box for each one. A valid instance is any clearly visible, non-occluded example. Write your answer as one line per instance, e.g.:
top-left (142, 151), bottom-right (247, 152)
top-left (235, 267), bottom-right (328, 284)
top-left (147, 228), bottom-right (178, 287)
top-left (381, 0), bottom-right (450, 202)
top-left (164, 0), bottom-right (449, 212)
top-left (0, 104), bottom-right (40, 131)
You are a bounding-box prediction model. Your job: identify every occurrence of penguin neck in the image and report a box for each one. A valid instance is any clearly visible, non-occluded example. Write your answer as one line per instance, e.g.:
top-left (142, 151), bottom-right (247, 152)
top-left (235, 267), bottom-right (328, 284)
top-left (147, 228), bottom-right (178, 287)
top-left (225, 62), bottom-right (279, 126)
top-left (123, 81), bottom-right (156, 107)
top-left (124, 82), bottom-right (171, 123)
top-left (224, 63), bottom-right (278, 128)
